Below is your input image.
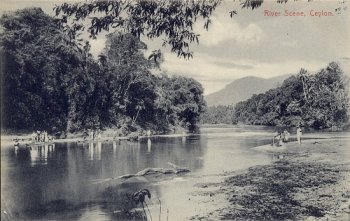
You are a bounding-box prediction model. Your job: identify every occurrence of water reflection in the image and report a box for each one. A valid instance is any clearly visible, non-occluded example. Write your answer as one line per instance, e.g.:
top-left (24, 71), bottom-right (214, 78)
top-left (182, 135), bottom-right (186, 144)
top-left (87, 142), bottom-right (92, 160)
top-left (30, 146), bottom-right (39, 165)
top-left (147, 139), bottom-right (151, 152)
top-left (113, 141), bottom-right (117, 155)
top-left (97, 142), bottom-right (101, 160)
top-left (12, 144), bottom-right (56, 167)
top-left (1, 127), bottom-right (276, 220)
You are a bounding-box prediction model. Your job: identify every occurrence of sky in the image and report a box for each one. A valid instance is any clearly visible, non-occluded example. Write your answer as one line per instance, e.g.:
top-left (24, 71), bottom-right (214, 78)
top-left (1, 0), bottom-right (350, 95)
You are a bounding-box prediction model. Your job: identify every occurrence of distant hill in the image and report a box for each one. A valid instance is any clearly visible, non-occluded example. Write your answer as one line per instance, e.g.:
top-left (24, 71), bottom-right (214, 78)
top-left (205, 74), bottom-right (292, 106)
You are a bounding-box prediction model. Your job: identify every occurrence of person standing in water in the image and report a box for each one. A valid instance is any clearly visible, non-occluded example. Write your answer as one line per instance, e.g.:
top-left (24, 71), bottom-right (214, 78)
top-left (283, 130), bottom-right (290, 143)
top-left (272, 131), bottom-right (278, 146)
top-left (297, 127), bottom-right (302, 145)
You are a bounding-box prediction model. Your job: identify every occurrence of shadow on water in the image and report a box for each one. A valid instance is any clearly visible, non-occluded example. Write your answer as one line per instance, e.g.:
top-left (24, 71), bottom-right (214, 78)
top-left (1, 135), bottom-right (208, 220)
top-left (1, 126), bottom-right (276, 220)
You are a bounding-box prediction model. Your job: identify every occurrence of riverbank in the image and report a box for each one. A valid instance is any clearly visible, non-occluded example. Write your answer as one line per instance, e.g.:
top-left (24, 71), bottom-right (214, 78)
top-left (191, 137), bottom-right (350, 220)
top-left (2, 129), bottom-right (349, 147)
top-left (1, 128), bottom-right (349, 220)
top-left (0, 131), bottom-right (191, 147)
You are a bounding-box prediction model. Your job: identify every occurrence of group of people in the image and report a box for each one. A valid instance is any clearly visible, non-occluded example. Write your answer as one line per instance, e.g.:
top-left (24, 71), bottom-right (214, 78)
top-left (31, 131), bottom-right (53, 143)
top-left (83, 129), bottom-right (102, 141)
top-left (272, 127), bottom-right (303, 147)
top-left (272, 130), bottom-right (290, 147)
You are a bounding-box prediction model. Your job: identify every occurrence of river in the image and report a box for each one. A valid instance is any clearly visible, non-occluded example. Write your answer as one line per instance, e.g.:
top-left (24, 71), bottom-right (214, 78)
top-left (1, 126), bottom-right (279, 220)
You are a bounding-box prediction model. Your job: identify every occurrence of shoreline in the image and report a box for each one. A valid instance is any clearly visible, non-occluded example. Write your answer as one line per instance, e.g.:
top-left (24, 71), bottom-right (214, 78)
top-left (190, 137), bottom-right (350, 220)
top-left (1, 130), bottom-right (350, 220)
top-left (2, 130), bottom-right (349, 146)
top-left (0, 133), bottom-right (193, 147)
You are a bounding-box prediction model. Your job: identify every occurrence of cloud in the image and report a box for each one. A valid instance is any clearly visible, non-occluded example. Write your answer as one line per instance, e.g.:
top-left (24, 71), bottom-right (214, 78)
top-left (195, 16), bottom-right (265, 47)
top-left (161, 52), bottom-right (326, 95)
top-left (211, 61), bottom-right (253, 69)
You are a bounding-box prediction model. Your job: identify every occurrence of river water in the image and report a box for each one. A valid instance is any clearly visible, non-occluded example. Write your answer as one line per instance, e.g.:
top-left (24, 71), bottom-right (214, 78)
top-left (1, 126), bottom-right (277, 220)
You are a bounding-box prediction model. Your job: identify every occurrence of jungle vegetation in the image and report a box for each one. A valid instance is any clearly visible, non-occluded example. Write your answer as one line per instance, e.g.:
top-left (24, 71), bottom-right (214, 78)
top-left (201, 105), bottom-right (235, 124)
top-left (1, 1), bottom-right (347, 135)
top-left (232, 63), bottom-right (349, 128)
top-left (0, 8), bottom-right (205, 136)
top-left (202, 63), bottom-right (349, 129)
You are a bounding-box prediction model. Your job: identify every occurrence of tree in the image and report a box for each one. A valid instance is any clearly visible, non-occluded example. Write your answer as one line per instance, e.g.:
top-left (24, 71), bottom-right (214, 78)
top-left (0, 7), bottom-right (216, 135)
top-left (232, 62), bottom-right (349, 129)
top-left (99, 32), bottom-right (158, 129)
top-left (54, 0), bottom-right (220, 59)
top-left (0, 8), bottom-right (83, 133)
top-left (53, 0), bottom-right (290, 59)
top-left (0, 8), bottom-right (117, 133)
top-left (297, 68), bottom-right (316, 104)
top-left (168, 76), bottom-right (206, 129)
top-left (201, 105), bottom-right (235, 124)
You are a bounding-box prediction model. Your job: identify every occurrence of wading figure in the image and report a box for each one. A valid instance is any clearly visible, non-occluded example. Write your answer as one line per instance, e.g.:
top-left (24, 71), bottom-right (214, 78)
top-left (36, 131), bottom-right (41, 142)
top-left (44, 131), bottom-right (48, 142)
top-left (31, 132), bottom-right (36, 143)
top-left (283, 130), bottom-right (290, 143)
top-left (279, 132), bottom-right (284, 146)
top-left (297, 127), bottom-right (302, 145)
top-left (272, 131), bottom-right (278, 146)
top-left (89, 130), bottom-right (94, 141)
top-left (275, 132), bottom-right (282, 147)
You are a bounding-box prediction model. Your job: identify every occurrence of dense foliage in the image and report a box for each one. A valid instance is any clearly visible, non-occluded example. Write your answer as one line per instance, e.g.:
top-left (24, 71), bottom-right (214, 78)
top-left (232, 63), bottom-right (349, 129)
top-left (54, 0), bottom-right (221, 59)
top-left (0, 8), bottom-right (206, 135)
top-left (53, 0), bottom-right (285, 59)
top-left (201, 105), bottom-right (234, 124)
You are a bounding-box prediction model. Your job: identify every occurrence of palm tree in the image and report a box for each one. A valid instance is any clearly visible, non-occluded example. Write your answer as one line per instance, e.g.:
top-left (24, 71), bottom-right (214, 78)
top-left (132, 100), bottom-right (145, 126)
top-left (298, 68), bottom-right (310, 103)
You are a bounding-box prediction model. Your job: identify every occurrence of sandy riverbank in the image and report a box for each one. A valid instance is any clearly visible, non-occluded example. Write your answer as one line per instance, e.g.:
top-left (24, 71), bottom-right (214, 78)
top-left (190, 137), bottom-right (350, 220)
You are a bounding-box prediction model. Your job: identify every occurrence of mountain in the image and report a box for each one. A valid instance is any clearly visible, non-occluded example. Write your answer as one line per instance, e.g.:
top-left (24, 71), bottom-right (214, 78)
top-left (205, 74), bottom-right (292, 107)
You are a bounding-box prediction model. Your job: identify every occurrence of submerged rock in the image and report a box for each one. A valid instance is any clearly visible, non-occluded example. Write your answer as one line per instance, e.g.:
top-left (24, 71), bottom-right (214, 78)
top-left (118, 164), bottom-right (190, 180)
